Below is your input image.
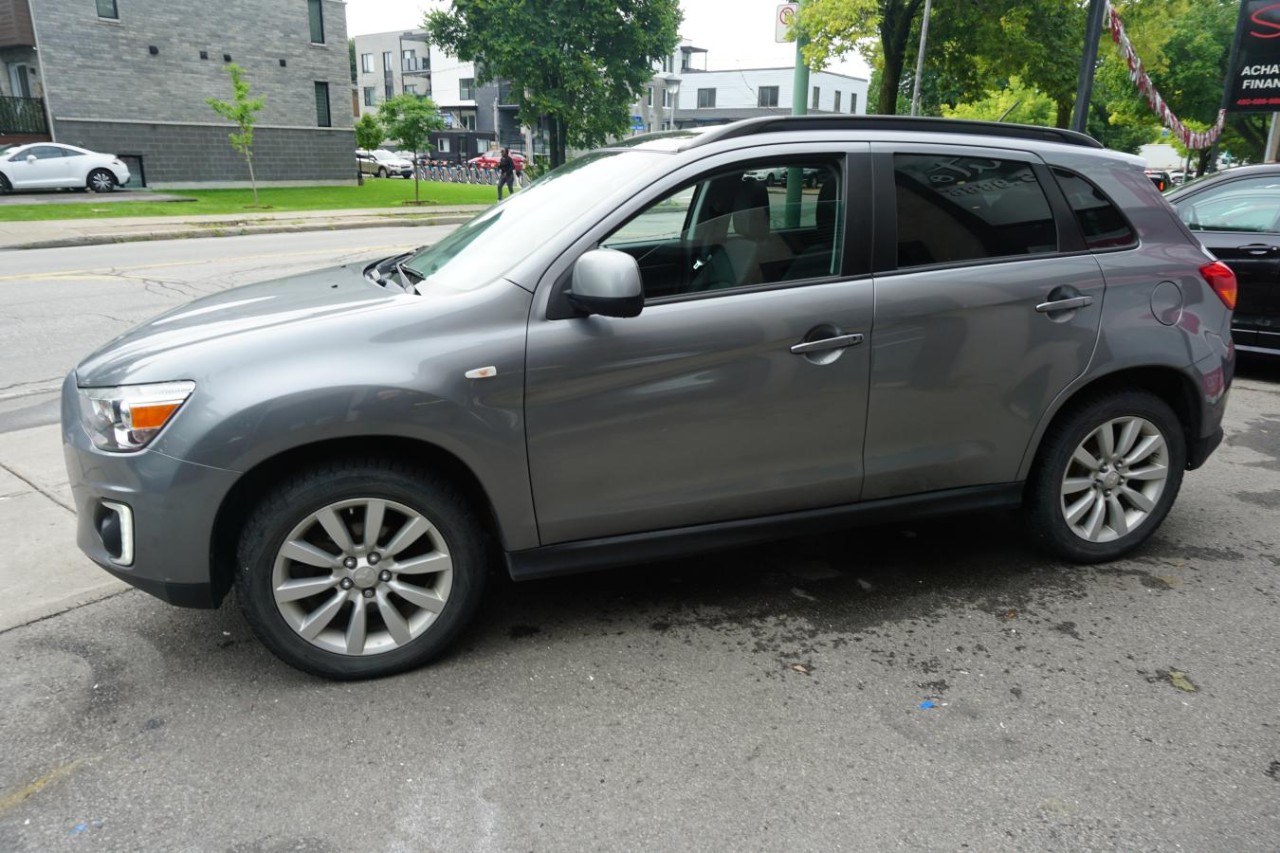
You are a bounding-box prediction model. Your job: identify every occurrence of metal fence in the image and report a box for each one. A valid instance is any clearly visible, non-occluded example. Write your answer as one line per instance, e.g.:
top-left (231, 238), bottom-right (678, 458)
top-left (0, 97), bottom-right (48, 135)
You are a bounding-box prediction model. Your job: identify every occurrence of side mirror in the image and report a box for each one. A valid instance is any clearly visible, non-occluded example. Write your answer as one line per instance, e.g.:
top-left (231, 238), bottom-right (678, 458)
top-left (568, 249), bottom-right (644, 318)
top-left (26, 154), bottom-right (37, 164)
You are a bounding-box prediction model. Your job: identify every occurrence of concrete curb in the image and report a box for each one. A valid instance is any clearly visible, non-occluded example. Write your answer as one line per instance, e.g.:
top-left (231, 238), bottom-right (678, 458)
top-left (9, 213), bottom-right (478, 251)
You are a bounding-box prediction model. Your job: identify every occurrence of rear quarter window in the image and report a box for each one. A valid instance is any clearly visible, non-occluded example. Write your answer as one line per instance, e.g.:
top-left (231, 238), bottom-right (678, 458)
top-left (1052, 167), bottom-right (1137, 251)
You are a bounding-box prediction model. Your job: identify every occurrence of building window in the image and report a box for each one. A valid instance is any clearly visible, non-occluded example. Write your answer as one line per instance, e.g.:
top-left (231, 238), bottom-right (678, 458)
top-left (363, 87), bottom-right (375, 106)
top-left (834, 91), bottom-right (841, 113)
top-left (460, 113), bottom-right (476, 130)
top-left (383, 52), bottom-right (393, 71)
top-left (662, 90), bottom-right (671, 108)
top-left (438, 137), bottom-right (451, 153)
top-left (307, 0), bottom-right (324, 44)
top-left (315, 81), bottom-right (331, 127)
top-left (850, 93), bottom-right (858, 114)
top-left (460, 78), bottom-right (474, 100)
top-left (811, 86), bottom-right (821, 110)
top-left (647, 87), bottom-right (653, 106)
top-left (96, 0), bottom-right (118, 19)
top-left (385, 82), bottom-right (393, 100)
top-left (405, 84), bottom-right (418, 95)
top-left (697, 88), bottom-right (715, 109)
top-left (361, 53), bottom-right (373, 73)
top-left (758, 86), bottom-right (779, 108)
top-left (402, 49), bottom-right (417, 71)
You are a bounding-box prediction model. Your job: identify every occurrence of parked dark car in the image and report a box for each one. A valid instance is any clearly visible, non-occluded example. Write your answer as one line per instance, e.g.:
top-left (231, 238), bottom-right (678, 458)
top-left (1167, 164), bottom-right (1280, 355)
top-left (65, 116), bottom-right (1234, 678)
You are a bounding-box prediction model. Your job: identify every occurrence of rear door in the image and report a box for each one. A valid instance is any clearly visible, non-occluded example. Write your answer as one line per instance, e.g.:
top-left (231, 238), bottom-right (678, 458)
top-left (863, 144), bottom-right (1106, 499)
top-left (1171, 175), bottom-right (1280, 350)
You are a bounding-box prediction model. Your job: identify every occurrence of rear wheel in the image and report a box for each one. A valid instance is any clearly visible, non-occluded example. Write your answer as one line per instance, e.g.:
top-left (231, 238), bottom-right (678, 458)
top-left (87, 169), bottom-right (116, 193)
top-left (1024, 391), bottom-right (1185, 563)
top-left (0, 173), bottom-right (10, 194)
top-left (378, 167), bottom-right (389, 178)
top-left (235, 459), bottom-right (488, 679)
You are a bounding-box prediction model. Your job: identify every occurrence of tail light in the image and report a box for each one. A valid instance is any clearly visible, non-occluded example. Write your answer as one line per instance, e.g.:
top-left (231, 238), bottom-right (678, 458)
top-left (1200, 260), bottom-right (1237, 310)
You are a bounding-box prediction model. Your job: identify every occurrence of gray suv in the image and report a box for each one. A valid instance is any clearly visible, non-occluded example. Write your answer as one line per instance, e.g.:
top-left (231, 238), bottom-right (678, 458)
top-left (63, 117), bottom-right (1235, 678)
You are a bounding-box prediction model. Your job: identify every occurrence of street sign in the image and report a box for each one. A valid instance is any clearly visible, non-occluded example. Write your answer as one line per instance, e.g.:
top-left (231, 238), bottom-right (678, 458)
top-left (1227, 1), bottom-right (1280, 112)
top-left (632, 114), bottom-right (645, 130)
top-left (775, 3), bottom-right (798, 43)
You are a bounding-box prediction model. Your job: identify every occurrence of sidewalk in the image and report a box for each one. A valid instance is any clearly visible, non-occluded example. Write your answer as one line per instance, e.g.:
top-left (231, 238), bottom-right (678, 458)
top-left (0, 204), bottom-right (487, 251)
top-left (0, 423), bottom-right (128, 633)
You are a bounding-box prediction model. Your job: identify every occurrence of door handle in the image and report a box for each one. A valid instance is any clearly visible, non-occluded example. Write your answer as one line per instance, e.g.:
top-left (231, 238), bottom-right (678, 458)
top-left (1238, 243), bottom-right (1276, 255)
top-left (1035, 295), bottom-right (1093, 313)
top-left (790, 333), bottom-right (864, 354)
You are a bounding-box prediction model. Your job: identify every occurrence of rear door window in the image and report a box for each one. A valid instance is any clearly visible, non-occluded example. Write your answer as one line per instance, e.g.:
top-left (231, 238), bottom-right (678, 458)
top-left (893, 153), bottom-right (1057, 268)
top-left (1052, 168), bottom-right (1137, 250)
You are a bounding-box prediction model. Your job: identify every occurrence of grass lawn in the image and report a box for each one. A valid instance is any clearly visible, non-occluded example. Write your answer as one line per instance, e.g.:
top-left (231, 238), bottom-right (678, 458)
top-left (0, 179), bottom-right (497, 221)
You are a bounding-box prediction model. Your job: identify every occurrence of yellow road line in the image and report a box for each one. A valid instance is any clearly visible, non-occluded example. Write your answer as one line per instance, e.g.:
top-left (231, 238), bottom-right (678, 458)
top-left (0, 243), bottom-right (414, 282)
top-left (0, 760), bottom-right (84, 814)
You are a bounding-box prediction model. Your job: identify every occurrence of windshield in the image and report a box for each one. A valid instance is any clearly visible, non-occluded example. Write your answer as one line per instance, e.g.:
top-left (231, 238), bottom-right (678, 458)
top-left (372, 150), bottom-right (399, 161)
top-left (402, 150), bottom-right (665, 290)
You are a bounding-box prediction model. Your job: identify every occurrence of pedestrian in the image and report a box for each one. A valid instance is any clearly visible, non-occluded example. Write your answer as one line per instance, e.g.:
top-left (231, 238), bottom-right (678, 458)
top-left (497, 148), bottom-right (516, 200)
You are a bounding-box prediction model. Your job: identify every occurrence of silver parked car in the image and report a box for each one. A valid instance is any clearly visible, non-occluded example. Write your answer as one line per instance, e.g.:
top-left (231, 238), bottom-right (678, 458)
top-left (356, 148), bottom-right (413, 179)
top-left (0, 142), bottom-right (130, 193)
top-left (64, 116), bottom-right (1235, 678)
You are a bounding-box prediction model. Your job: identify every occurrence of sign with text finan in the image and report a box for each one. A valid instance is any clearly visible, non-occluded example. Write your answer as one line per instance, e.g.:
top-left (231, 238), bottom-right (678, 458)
top-left (1228, 1), bottom-right (1280, 111)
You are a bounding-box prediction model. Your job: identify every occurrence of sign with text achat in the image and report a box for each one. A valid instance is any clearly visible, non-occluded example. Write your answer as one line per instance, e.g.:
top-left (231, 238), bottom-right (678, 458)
top-left (1228, 1), bottom-right (1280, 112)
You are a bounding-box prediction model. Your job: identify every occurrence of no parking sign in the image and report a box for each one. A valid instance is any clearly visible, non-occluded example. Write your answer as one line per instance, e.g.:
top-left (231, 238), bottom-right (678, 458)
top-left (775, 3), bottom-right (798, 43)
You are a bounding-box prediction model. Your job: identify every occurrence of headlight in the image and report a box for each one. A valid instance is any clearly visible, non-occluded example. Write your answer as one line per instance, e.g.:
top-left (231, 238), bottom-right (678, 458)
top-left (78, 381), bottom-right (195, 452)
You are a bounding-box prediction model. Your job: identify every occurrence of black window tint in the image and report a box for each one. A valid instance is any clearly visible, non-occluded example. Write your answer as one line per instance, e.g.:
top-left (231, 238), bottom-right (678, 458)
top-left (894, 153), bottom-right (1057, 268)
top-left (1052, 167), bottom-right (1136, 250)
top-left (31, 146), bottom-right (66, 159)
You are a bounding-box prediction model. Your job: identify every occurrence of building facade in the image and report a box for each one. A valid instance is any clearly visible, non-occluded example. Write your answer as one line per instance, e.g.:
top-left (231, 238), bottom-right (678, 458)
top-left (352, 29), bottom-right (524, 162)
top-left (634, 41), bottom-right (870, 133)
top-left (1, 0), bottom-right (354, 187)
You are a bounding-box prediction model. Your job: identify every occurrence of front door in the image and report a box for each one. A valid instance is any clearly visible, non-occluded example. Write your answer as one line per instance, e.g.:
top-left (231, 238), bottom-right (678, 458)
top-left (9, 145), bottom-right (70, 189)
top-left (524, 152), bottom-right (873, 545)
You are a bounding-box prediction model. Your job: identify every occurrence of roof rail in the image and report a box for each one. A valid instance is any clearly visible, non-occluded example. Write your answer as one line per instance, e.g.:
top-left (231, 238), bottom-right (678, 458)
top-left (684, 115), bottom-right (1104, 150)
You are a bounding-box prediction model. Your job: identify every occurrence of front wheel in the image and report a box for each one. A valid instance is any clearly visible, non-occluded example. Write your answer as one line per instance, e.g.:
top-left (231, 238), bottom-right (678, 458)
top-left (0, 173), bottom-right (10, 194)
top-left (378, 167), bottom-right (389, 178)
top-left (235, 459), bottom-right (488, 679)
top-left (88, 169), bottom-right (116, 193)
top-left (1024, 391), bottom-right (1185, 563)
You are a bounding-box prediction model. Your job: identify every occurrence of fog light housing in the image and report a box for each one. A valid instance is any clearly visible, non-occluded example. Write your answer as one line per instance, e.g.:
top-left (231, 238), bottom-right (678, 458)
top-left (95, 500), bottom-right (134, 566)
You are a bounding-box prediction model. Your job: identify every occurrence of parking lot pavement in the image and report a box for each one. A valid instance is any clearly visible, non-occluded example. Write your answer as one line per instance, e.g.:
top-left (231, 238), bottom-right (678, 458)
top-left (0, 369), bottom-right (1277, 850)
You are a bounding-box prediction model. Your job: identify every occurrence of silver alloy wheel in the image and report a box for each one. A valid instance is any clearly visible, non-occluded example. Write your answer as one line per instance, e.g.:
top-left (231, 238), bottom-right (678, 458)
top-left (1059, 416), bottom-right (1169, 543)
top-left (271, 498), bottom-right (454, 656)
top-left (89, 170), bottom-right (114, 192)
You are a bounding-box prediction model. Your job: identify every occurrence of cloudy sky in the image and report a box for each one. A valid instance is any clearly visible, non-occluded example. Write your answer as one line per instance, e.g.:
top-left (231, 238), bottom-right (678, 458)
top-left (345, 0), bottom-right (873, 81)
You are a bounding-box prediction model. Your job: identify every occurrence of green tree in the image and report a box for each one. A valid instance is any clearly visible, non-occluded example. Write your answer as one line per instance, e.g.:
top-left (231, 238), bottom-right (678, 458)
top-left (206, 63), bottom-right (266, 206)
top-left (800, 0), bottom-right (924, 115)
top-left (426, 0), bottom-right (682, 167)
top-left (378, 94), bottom-right (445, 204)
top-left (942, 76), bottom-right (1057, 126)
top-left (355, 113), bottom-right (384, 151)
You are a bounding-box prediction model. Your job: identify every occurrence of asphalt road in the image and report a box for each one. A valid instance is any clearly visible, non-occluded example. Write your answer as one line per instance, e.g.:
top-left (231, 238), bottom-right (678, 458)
top-left (1, 232), bottom-right (1279, 851)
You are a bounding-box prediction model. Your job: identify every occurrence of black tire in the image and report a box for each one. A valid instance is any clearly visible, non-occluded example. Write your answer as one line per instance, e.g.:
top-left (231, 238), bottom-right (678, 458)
top-left (87, 168), bottom-right (116, 193)
top-left (378, 167), bottom-right (389, 178)
top-left (0, 174), bottom-right (10, 194)
top-left (765, 173), bottom-right (778, 187)
top-left (1023, 391), bottom-right (1185, 563)
top-left (235, 458), bottom-right (489, 679)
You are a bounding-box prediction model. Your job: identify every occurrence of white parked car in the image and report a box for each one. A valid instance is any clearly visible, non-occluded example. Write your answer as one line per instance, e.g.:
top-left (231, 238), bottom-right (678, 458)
top-left (356, 149), bottom-right (413, 178)
top-left (0, 142), bottom-right (131, 193)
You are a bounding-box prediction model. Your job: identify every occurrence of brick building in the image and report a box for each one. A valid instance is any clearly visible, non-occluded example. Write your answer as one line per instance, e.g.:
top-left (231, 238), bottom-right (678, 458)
top-left (1, 0), bottom-right (354, 187)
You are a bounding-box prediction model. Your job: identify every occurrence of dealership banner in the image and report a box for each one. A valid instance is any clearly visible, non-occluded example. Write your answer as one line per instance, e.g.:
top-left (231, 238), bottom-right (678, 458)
top-left (1227, 1), bottom-right (1280, 112)
top-left (1105, 1), bottom-right (1226, 149)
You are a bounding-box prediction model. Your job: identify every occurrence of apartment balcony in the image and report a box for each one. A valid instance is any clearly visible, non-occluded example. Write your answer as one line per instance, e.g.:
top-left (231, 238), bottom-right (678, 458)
top-left (0, 96), bottom-right (47, 135)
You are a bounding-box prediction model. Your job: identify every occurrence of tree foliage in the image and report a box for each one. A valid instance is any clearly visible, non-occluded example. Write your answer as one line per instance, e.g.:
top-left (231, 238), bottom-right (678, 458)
top-left (378, 94), bottom-right (446, 203)
top-left (206, 63), bottom-right (266, 206)
top-left (800, 0), bottom-right (923, 116)
top-left (355, 113), bottom-right (384, 151)
top-left (426, 0), bottom-right (682, 167)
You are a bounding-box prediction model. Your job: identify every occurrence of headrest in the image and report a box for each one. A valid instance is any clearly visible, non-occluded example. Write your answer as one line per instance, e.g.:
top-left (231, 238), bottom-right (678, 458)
top-left (732, 178), bottom-right (770, 240)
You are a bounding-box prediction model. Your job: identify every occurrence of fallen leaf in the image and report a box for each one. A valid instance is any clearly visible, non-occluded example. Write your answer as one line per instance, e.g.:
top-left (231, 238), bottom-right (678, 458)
top-left (789, 663), bottom-right (812, 675)
top-left (1166, 670), bottom-right (1198, 692)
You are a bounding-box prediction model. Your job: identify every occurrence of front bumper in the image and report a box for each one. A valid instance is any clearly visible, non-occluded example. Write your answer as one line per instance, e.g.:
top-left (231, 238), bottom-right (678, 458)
top-left (62, 374), bottom-right (239, 608)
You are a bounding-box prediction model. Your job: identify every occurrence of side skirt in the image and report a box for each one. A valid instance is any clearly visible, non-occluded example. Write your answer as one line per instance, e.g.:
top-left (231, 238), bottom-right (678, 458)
top-left (505, 483), bottom-right (1025, 582)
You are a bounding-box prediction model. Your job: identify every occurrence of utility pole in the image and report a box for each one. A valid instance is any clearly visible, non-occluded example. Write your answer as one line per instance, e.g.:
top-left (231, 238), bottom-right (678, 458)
top-left (786, 0), bottom-right (809, 227)
top-left (1070, 0), bottom-right (1107, 134)
top-left (910, 0), bottom-right (933, 117)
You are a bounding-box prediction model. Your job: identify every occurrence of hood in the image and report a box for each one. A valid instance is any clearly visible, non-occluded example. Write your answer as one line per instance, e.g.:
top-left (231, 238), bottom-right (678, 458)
top-left (76, 263), bottom-right (404, 386)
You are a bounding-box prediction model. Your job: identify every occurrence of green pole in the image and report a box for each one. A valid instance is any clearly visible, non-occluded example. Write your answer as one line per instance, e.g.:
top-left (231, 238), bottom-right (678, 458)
top-left (786, 0), bottom-right (809, 227)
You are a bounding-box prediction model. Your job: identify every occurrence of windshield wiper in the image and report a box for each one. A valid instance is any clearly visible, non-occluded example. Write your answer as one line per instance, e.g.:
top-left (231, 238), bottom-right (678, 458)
top-left (396, 260), bottom-right (424, 292)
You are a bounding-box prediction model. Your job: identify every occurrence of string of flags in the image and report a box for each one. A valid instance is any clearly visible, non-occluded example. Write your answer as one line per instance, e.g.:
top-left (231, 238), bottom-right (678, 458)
top-left (1104, 0), bottom-right (1226, 150)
